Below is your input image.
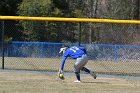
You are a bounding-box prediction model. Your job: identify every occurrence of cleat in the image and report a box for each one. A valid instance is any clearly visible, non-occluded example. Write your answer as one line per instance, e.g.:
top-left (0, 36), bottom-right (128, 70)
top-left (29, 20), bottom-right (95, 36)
top-left (74, 80), bottom-right (81, 83)
top-left (90, 71), bottom-right (97, 79)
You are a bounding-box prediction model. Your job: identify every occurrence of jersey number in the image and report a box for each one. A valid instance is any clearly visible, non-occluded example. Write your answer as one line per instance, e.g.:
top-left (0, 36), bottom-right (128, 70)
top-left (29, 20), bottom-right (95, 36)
top-left (70, 46), bottom-right (79, 52)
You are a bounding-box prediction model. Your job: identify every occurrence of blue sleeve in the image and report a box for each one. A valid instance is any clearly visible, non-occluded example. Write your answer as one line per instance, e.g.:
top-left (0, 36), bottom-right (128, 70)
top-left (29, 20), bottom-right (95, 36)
top-left (60, 50), bottom-right (69, 70)
top-left (60, 56), bottom-right (67, 70)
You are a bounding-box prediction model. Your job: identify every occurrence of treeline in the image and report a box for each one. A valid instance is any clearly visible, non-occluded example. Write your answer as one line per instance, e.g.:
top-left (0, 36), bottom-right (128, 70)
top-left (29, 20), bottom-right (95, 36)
top-left (0, 0), bottom-right (139, 44)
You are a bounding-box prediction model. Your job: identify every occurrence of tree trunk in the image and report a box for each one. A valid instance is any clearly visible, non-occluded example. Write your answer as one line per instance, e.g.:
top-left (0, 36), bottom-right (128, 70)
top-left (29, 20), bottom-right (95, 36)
top-left (89, 0), bottom-right (98, 44)
top-left (132, 0), bottom-right (140, 44)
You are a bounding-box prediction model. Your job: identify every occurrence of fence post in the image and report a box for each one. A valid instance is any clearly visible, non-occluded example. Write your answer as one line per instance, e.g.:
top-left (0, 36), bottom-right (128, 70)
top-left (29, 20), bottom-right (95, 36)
top-left (78, 22), bottom-right (81, 46)
top-left (2, 21), bottom-right (5, 69)
top-left (114, 45), bottom-right (118, 63)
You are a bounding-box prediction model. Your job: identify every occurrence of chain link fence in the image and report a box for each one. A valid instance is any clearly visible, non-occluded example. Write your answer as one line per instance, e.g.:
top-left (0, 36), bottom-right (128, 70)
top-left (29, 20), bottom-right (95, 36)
top-left (1, 40), bottom-right (140, 76)
top-left (0, 19), bottom-right (140, 76)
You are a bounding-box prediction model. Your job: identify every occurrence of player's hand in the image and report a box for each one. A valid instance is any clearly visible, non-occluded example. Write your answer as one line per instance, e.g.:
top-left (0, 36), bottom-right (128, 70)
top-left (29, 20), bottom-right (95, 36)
top-left (58, 69), bottom-right (64, 80)
top-left (58, 69), bottom-right (63, 76)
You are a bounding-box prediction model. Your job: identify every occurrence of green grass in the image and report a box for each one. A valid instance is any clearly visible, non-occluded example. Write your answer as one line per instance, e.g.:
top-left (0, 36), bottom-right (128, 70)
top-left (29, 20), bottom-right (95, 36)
top-left (0, 70), bottom-right (139, 93)
top-left (0, 57), bottom-right (140, 93)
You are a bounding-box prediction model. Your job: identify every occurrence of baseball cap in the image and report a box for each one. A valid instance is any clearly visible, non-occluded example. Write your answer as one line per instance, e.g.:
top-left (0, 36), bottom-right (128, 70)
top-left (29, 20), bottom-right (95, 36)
top-left (59, 45), bottom-right (69, 54)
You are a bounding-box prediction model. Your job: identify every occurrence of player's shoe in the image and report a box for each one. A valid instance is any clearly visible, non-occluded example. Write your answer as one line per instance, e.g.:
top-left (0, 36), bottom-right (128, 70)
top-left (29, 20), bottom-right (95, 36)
top-left (74, 80), bottom-right (81, 83)
top-left (90, 71), bottom-right (97, 79)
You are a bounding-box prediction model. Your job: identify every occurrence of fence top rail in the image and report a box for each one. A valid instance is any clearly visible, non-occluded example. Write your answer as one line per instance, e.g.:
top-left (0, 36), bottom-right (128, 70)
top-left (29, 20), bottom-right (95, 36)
top-left (12, 41), bottom-right (64, 44)
top-left (0, 16), bottom-right (140, 24)
top-left (11, 41), bottom-right (140, 48)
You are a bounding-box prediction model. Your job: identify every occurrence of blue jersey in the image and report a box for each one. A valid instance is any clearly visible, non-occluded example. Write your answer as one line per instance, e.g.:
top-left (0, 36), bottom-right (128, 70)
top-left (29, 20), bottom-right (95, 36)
top-left (60, 46), bottom-right (87, 70)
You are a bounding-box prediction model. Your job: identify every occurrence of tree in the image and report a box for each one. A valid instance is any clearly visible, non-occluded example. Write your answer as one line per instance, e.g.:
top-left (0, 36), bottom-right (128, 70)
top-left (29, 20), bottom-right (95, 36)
top-left (0, 0), bottom-right (22, 41)
top-left (18, 0), bottom-right (77, 42)
top-left (95, 0), bottom-right (134, 44)
top-left (14, 0), bottom-right (140, 44)
top-left (18, 0), bottom-right (63, 42)
top-left (0, 0), bottom-right (22, 15)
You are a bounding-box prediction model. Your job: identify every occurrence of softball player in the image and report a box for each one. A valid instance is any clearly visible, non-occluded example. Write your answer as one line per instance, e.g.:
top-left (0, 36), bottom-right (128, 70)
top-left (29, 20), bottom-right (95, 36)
top-left (58, 45), bottom-right (97, 83)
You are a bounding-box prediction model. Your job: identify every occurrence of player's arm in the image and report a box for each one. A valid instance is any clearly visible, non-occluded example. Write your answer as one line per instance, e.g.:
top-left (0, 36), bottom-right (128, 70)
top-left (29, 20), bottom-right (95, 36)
top-left (58, 48), bottom-right (69, 79)
top-left (60, 56), bottom-right (67, 70)
top-left (58, 56), bottom-right (67, 80)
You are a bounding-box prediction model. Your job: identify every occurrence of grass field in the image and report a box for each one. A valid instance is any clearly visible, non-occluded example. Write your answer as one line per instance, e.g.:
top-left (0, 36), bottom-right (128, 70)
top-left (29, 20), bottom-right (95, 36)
top-left (0, 57), bottom-right (140, 93)
top-left (0, 70), bottom-right (140, 93)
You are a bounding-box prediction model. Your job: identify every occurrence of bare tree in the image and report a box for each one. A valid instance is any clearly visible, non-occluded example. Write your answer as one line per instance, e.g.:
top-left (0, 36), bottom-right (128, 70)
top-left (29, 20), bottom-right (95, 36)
top-left (132, 0), bottom-right (140, 44)
top-left (89, 0), bottom-right (98, 44)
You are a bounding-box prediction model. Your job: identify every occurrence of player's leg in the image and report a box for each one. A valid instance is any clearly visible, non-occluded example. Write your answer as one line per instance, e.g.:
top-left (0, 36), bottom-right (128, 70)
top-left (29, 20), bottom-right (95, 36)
top-left (81, 67), bottom-right (90, 74)
top-left (90, 70), bottom-right (97, 79)
top-left (74, 64), bottom-right (81, 83)
top-left (78, 54), bottom-right (97, 79)
top-left (81, 67), bottom-right (97, 79)
top-left (77, 54), bottom-right (90, 74)
top-left (74, 54), bottom-right (88, 82)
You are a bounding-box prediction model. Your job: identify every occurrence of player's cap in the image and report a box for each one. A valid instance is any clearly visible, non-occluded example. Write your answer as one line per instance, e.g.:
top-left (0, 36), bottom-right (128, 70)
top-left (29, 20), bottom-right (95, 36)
top-left (59, 45), bottom-right (69, 54)
top-left (62, 45), bottom-right (69, 48)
